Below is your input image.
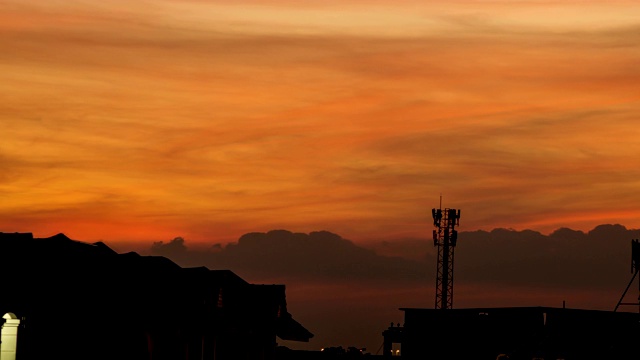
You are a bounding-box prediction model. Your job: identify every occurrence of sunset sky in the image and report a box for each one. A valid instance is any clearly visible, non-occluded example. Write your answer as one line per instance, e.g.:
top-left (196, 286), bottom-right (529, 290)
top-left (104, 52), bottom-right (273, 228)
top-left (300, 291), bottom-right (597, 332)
top-left (2, 0), bottom-right (640, 248)
top-left (4, 1), bottom-right (640, 353)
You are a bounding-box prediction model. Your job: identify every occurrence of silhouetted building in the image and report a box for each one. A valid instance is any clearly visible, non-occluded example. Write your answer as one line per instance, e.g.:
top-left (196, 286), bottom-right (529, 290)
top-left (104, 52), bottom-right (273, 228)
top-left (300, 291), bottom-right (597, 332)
top-left (0, 232), bottom-right (313, 360)
top-left (383, 306), bottom-right (639, 360)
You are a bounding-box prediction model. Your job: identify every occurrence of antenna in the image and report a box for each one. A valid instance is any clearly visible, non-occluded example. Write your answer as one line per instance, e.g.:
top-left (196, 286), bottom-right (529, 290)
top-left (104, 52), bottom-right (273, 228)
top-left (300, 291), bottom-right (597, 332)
top-left (431, 199), bottom-right (460, 310)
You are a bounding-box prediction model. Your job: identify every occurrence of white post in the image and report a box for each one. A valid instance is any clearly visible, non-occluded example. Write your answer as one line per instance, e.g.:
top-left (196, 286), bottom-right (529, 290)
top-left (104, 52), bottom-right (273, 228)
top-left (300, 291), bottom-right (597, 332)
top-left (1, 314), bottom-right (20, 360)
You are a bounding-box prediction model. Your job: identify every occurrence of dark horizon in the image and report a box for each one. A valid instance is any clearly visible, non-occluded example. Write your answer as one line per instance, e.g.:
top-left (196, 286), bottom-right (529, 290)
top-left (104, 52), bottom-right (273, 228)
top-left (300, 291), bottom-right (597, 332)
top-left (97, 223), bottom-right (640, 352)
top-left (2, 225), bottom-right (640, 359)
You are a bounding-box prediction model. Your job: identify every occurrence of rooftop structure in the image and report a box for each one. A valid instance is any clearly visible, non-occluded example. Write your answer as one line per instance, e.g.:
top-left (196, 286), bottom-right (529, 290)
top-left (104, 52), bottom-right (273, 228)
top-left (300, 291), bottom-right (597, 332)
top-left (0, 232), bottom-right (312, 360)
top-left (384, 306), bottom-right (639, 360)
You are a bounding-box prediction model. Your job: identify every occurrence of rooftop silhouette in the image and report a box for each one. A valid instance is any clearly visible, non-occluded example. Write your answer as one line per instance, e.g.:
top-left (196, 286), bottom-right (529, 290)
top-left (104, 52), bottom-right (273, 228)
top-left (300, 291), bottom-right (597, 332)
top-left (0, 232), bottom-right (312, 360)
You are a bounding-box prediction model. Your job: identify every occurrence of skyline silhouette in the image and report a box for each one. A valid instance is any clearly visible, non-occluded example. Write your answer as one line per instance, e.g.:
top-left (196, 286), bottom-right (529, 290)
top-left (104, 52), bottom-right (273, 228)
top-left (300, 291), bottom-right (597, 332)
top-left (0, 232), bottom-right (314, 360)
top-left (3, 226), bottom-right (639, 358)
top-left (94, 224), bottom-right (640, 352)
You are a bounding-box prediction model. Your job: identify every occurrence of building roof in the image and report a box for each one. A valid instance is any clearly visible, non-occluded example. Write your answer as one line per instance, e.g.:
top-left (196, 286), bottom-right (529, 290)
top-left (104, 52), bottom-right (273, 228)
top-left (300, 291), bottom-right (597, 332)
top-left (277, 313), bottom-right (315, 342)
top-left (0, 232), bottom-right (314, 342)
top-left (399, 306), bottom-right (640, 316)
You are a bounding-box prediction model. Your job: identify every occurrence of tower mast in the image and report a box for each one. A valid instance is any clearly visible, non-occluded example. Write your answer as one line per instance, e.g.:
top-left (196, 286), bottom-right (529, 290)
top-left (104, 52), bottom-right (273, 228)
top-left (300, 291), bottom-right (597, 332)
top-left (432, 198), bottom-right (461, 310)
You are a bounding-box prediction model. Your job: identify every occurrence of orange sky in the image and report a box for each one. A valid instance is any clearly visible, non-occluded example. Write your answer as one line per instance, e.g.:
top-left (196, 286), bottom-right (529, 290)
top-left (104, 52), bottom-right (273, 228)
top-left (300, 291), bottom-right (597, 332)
top-left (2, 0), bottom-right (640, 248)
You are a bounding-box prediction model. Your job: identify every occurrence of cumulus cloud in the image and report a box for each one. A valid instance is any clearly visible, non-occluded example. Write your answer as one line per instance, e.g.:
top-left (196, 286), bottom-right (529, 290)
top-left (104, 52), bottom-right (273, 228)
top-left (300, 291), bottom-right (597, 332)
top-left (149, 225), bottom-right (639, 292)
top-left (151, 236), bottom-right (187, 256)
top-left (455, 224), bottom-right (640, 289)
top-left (150, 229), bottom-right (428, 284)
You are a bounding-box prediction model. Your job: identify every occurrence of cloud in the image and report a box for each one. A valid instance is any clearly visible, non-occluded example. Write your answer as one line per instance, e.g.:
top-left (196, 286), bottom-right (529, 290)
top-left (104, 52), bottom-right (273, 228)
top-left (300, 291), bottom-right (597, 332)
top-left (455, 224), bottom-right (640, 290)
top-left (149, 224), bottom-right (639, 293)
top-left (150, 229), bottom-right (428, 284)
top-left (151, 236), bottom-right (187, 255)
top-left (2, 0), bottom-right (640, 245)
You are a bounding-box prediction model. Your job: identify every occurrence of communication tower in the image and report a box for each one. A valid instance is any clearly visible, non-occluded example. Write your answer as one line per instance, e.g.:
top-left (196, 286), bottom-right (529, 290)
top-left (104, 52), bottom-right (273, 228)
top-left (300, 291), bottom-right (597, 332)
top-left (432, 199), bottom-right (461, 310)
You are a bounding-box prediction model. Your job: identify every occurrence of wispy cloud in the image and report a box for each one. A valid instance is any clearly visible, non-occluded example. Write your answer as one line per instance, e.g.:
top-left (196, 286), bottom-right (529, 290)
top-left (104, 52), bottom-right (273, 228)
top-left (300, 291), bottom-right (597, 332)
top-left (1, 0), bottom-right (640, 243)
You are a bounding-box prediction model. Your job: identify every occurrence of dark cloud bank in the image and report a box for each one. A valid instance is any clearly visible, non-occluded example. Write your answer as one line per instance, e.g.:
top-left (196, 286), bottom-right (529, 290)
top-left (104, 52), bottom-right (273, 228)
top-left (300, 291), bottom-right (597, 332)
top-left (147, 224), bottom-right (639, 292)
top-left (149, 230), bottom-right (426, 285)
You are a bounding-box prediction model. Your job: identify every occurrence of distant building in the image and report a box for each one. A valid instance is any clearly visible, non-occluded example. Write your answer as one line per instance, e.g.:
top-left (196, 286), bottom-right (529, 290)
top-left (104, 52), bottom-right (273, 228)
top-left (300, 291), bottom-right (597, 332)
top-left (383, 306), bottom-right (640, 360)
top-left (0, 232), bottom-right (313, 360)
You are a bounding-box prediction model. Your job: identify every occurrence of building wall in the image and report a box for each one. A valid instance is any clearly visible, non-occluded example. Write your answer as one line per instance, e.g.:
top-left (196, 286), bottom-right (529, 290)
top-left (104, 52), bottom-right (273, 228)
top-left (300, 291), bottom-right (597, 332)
top-left (396, 307), bottom-right (640, 360)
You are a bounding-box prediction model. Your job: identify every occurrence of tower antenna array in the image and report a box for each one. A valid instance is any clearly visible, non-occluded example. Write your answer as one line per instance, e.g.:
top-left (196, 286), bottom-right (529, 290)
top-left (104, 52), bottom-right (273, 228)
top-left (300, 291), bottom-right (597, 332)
top-left (431, 198), bottom-right (461, 310)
